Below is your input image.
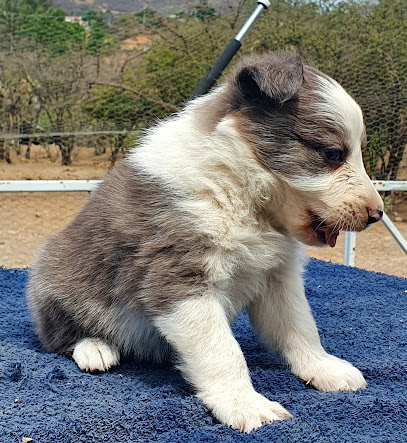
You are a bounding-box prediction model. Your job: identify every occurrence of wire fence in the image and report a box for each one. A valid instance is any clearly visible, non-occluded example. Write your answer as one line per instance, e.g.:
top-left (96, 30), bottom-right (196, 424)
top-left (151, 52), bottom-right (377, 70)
top-left (1, 0), bottom-right (407, 277)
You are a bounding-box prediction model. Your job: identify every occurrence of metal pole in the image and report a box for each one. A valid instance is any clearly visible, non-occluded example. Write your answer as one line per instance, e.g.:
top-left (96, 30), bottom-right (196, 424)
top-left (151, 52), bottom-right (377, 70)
top-left (235, 3), bottom-right (269, 41)
top-left (190, 0), bottom-right (270, 98)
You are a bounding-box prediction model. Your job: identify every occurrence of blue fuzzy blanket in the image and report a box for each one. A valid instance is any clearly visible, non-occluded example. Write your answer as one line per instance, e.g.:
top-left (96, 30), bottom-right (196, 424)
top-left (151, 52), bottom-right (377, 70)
top-left (0, 260), bottom-right (406, 442)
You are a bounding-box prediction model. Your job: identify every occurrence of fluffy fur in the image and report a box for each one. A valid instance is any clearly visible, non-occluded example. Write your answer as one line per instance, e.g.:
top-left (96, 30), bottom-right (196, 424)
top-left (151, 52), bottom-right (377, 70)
top-left (27, 51), bottom-right (383, 433)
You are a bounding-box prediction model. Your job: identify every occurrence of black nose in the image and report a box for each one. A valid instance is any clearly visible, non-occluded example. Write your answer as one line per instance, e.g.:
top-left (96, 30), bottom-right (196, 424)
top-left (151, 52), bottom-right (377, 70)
top-left (367, 209), bottom-right (383, 225)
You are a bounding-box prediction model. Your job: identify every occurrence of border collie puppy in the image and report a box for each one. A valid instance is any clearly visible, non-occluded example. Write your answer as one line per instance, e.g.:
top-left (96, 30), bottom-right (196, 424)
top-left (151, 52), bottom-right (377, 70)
top-left (27, 52), bottom-right (383, 433)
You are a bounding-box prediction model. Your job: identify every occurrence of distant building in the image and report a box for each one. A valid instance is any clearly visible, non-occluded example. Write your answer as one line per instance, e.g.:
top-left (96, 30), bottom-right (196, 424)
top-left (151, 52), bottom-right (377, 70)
top-left (64, 16), bottom-right (88, 27)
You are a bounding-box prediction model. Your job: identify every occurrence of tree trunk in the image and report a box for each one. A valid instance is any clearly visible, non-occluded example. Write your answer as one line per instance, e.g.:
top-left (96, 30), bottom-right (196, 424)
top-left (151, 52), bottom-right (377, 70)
top-left (59, 135), bottom-right (75, 166)
top-left (0, 140), bottom-right (12, 163)
top-left (25, 143), bottom-right (31, 160)
top-left (110, 134), bottom-right (124, 168)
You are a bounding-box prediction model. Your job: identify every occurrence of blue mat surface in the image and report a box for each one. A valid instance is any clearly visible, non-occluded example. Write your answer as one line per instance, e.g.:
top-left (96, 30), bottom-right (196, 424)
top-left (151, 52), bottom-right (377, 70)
top-left (0, 260), bottom-right (406, 442)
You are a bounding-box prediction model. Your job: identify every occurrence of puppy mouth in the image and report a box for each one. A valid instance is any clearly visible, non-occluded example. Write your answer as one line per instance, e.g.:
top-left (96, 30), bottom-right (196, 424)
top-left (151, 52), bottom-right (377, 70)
top-left (310, 211), bottom-right (340, 248)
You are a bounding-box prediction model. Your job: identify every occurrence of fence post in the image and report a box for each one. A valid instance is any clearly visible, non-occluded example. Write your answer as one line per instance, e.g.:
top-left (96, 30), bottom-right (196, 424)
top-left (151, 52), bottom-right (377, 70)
top-left (343, 232), bottom-right (356, 266)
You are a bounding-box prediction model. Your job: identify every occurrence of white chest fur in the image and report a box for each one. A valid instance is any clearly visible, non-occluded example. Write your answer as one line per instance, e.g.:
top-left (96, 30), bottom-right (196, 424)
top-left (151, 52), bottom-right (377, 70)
top-left (127, 106), bottom-right (299, 316)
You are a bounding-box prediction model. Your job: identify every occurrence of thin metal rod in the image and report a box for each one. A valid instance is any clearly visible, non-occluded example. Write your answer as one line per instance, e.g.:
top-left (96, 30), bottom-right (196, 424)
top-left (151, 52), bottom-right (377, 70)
top-left (381, 212), bottom-right (407, 255)
top-left (235, 3), bottom-right (268, 41)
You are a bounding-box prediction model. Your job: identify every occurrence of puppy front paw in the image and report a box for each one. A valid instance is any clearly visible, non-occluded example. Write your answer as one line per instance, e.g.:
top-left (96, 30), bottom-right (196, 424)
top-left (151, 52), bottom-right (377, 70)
top-left (295, 354), bottom-right (367, 392)
top-left (203, 389), bottom-right (291, 433)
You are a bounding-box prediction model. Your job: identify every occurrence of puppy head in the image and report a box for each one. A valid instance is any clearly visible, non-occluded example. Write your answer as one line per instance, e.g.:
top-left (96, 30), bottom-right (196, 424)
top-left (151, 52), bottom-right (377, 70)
top-left (227, 51), bottom-right (383, 247)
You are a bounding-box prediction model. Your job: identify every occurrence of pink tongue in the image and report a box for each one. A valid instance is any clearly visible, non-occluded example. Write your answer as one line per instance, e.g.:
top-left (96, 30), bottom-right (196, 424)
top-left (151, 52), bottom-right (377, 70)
top-left (325, 227), bottom-right (339, 248)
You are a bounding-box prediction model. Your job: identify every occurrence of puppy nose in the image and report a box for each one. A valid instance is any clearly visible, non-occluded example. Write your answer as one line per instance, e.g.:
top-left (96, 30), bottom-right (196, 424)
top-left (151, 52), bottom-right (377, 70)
top-left (367, 207), bottom-right (383, 225)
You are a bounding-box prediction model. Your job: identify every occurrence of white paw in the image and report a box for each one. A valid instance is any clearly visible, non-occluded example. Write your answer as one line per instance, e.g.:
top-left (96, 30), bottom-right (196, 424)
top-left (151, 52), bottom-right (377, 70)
top-left (295, 354), bottom-right (367, 392)
top-left (204, 389), bottom-right (291, 434)
top-left (72, 338), bottom-right (120, 372)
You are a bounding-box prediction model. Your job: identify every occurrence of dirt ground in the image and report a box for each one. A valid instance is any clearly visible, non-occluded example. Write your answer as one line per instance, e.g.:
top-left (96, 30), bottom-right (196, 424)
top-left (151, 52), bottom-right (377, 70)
top-left (1, 145), bottom-right (407, 279)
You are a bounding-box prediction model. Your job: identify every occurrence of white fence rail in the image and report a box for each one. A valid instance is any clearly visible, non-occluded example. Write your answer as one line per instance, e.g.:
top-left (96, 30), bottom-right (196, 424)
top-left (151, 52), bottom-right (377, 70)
top-left (1, 179), bottom-right (406, 266)
top-left (0, 179), bottom-right (100, 192)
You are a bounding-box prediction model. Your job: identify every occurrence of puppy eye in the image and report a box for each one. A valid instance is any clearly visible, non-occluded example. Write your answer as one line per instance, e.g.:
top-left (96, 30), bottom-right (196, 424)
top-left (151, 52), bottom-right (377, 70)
top-left (324, 149), bottom-right (344, 164)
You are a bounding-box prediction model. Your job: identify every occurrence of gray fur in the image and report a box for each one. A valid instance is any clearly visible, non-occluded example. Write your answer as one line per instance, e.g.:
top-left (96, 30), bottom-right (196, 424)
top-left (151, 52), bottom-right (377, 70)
top-left (27, 162), bottom-right (208, 358)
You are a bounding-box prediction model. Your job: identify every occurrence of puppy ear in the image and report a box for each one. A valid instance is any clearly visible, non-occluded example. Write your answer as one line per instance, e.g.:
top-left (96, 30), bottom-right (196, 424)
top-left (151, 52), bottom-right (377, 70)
top-left (233, 52), bottom-right (304, 104)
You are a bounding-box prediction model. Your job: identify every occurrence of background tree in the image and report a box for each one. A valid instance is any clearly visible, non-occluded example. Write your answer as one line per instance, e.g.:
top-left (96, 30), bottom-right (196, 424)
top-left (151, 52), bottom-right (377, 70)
top-left (0, 0), bottom-right (406, 180)
top-left (0, 75), bottom-right (30, 162)
top-left (83, 10), bottom-right (119, 77)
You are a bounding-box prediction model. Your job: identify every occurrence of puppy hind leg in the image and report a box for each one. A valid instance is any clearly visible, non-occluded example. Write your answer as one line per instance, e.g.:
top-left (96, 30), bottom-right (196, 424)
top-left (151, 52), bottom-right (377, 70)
top-left (27, 292), bottom-right (87, 356)
top-left (154, 294), bottom-right (291, 434)
top-left (72, 338), bottom-right (120, 372)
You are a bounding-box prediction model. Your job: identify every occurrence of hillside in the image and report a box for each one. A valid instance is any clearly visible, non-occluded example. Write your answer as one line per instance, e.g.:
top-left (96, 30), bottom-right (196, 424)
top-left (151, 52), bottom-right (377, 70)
top-left (53, 0), bottom-right (232, 15)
